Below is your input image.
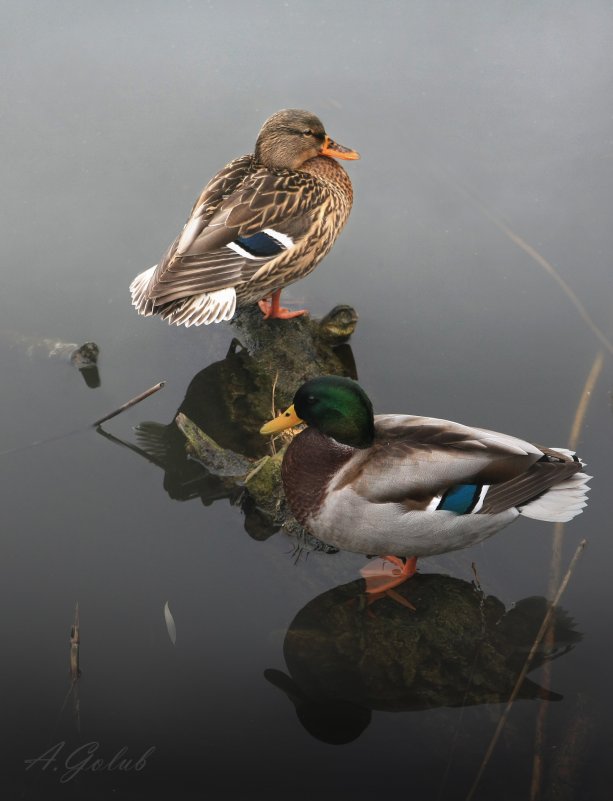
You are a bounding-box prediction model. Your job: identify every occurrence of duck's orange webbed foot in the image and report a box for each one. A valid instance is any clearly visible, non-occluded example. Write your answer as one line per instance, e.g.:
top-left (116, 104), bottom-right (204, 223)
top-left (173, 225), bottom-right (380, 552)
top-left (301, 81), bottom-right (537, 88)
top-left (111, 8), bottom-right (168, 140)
top-left (360, 556), bottom-right (418, 606)
top-left (258, 289), bottom-right (308, 320)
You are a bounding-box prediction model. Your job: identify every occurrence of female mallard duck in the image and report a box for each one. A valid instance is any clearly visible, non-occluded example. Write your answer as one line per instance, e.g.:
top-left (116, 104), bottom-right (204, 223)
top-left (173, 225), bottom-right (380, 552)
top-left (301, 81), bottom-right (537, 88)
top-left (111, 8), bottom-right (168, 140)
top-left (261, 377), bottom-right (591, 594)
top-left (130, 109), bottom-right (359, 326)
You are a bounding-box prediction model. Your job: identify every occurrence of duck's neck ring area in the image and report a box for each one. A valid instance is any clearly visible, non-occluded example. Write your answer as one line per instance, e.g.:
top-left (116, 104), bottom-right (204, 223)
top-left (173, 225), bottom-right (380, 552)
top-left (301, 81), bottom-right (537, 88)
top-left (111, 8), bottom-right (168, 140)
top-left (281, 428), bottom-right (355, 526)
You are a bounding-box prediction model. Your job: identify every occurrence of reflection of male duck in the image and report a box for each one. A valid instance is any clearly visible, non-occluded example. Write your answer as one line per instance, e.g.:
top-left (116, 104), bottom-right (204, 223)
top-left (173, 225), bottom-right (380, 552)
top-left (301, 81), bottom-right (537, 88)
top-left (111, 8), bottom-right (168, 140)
top-left (265, 574), bottom-right (581, 744)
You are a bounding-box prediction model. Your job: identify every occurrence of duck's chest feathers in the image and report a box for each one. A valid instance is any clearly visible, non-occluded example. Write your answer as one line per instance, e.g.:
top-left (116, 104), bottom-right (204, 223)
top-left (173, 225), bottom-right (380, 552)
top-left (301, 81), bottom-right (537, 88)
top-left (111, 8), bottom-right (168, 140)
top-left (304, 156), bottom-right (353, 218)
top-left (282, 428), bottom-right (355, 526)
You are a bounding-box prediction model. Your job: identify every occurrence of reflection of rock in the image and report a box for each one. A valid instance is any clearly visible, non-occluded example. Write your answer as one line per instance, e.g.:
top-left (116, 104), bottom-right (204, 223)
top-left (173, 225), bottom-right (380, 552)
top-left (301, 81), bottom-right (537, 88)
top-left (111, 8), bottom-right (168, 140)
top-left (1, 330), bottom-right (100, 387)
top-left (179, 304), bottom-right (358, 459)
top-left (102, 306), bottom-right (357, 542)
top-left (266, 574), bottom-right (581, 744)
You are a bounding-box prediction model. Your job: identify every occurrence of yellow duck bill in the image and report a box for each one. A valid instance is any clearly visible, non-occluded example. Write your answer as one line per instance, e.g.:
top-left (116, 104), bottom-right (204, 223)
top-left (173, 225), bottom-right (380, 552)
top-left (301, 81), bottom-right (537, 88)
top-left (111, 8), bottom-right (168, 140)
top-left (260, 404), bottom-right (303, 435)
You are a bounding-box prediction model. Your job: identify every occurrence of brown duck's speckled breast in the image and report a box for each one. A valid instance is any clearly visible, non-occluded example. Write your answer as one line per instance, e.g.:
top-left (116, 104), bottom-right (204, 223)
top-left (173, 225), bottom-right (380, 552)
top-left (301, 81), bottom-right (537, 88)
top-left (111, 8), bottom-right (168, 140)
top-left (236, 157), bottom-right (354, 305)
top-left (282, 427), bottom-right (355, 526)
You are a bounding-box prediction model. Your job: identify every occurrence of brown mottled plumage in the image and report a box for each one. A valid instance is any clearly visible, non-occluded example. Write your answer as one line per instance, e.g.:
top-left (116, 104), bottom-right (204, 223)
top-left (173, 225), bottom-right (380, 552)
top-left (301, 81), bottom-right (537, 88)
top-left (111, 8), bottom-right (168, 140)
top-left (130, 109), bottom-right (359, 326)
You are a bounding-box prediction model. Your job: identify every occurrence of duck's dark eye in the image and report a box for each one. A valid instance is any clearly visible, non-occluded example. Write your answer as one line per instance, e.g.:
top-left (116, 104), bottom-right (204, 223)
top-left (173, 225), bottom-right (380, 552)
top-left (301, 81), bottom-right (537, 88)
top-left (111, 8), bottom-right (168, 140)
top-left (306, 395), bottom-right (317, 404)
top-left (302, 129), bottom-right (313, 137)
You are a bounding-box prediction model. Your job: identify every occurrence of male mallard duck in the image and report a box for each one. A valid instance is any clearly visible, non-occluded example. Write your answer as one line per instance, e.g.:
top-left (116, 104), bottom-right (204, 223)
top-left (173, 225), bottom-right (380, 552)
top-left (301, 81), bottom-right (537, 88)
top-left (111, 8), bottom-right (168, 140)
top-left (261, 377), bottom-right (591, 594)
top-left (130, 109), bottom-right (359, 326)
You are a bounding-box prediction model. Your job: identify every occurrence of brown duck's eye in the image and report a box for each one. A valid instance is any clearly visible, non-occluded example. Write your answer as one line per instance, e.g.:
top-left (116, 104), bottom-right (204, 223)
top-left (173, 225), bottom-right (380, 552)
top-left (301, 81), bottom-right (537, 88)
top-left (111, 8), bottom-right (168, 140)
top-left (302, 129), bottom-right (313, 136)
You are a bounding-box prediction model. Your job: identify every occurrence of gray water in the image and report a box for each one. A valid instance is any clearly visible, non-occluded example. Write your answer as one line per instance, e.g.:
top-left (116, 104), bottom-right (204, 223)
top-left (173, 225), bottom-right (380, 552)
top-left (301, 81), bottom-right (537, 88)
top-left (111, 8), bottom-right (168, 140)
top-left (2, 1), bottom-right (612, 799)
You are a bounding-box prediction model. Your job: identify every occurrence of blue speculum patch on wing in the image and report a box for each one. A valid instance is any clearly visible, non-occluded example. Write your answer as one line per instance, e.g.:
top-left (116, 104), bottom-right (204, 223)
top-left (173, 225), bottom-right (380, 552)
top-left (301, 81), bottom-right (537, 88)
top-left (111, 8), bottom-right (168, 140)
top-left (235, 231), bottom-right (286, 257)
top-left (438, 484), bottom-right (482, 514)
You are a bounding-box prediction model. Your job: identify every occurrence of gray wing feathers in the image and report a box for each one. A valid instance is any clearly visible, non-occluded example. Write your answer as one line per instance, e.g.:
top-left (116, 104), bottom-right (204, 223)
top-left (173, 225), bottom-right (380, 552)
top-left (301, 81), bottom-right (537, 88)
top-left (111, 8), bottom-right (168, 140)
top-left (332, 414), bottom-right (588, 519)
top-left (338, 415), bottom-right (543, 503)
top-left (479, 461), bottom-right (581, 514)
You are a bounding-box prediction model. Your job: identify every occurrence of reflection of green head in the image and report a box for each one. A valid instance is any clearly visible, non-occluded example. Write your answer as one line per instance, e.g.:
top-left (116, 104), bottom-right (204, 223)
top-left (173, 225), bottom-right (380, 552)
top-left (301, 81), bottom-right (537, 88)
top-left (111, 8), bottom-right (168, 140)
top-left (264, 669), bottom-right (371, 745)
top-left (293, 376), bottom-right (375, 448)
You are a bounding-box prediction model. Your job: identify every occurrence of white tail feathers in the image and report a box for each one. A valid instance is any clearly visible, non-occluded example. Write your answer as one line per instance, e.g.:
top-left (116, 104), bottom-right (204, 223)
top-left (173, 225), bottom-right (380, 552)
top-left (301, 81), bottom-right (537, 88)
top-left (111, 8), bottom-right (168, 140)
top-left (129, 265), bottom-right (158, 315)
top-left (160, 288), bottom-right (236, 326)
top-left (520, 469), bottom-right (591, 523)
top-left (546, 447), bottom-right (577, 460)
top-left (129, 266), bottom-right (236, 326)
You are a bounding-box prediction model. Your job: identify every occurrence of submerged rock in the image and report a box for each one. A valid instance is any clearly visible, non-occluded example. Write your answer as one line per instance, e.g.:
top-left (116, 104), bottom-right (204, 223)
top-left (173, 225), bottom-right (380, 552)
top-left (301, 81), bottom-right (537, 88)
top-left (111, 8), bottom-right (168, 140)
top-left (176, 412), bottom-right (252, 478)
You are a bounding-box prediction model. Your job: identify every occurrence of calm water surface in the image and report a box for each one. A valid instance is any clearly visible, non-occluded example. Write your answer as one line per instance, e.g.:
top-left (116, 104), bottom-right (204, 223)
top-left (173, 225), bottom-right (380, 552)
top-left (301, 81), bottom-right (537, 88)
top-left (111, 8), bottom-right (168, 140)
top-left (2, 2), bottom-right (613, 799)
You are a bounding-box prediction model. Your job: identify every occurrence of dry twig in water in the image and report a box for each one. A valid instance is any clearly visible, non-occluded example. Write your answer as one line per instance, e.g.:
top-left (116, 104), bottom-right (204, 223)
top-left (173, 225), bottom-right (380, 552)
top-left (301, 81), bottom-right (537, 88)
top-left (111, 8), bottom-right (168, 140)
top-left (429, 163), bottom-right (613, 358)
top-left (93, 381), bottom-right (166, 427)
top-left (529, 350), bottom-right (603, 800)
top-left (266, 371), bottom-right (297, 455)
top-left (465, 540), bottom-right (588, 801)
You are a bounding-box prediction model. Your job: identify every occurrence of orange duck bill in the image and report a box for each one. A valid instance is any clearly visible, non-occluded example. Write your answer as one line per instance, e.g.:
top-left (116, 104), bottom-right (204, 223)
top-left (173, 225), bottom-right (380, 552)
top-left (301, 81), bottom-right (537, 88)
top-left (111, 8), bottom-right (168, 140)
top-left (321, 135), bottom-right (360, 160)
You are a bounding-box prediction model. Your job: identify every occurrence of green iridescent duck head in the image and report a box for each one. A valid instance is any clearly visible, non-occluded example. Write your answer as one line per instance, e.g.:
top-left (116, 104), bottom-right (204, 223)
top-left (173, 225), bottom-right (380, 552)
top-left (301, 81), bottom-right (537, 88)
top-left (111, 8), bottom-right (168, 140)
top-left (261, 375), bottom-right (375, 448)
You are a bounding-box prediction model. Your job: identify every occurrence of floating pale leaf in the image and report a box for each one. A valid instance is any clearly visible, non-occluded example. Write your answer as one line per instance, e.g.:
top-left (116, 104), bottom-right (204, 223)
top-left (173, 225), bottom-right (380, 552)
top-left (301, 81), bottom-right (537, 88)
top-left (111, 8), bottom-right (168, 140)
top-left (164, 601), bottom-right (176, 645)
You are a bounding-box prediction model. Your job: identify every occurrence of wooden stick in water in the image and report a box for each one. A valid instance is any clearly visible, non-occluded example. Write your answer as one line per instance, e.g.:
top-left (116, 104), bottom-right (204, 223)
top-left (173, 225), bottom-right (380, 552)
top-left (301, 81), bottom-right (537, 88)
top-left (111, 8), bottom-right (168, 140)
top-left (92, 381), bottom-right (166, 427)
top-left (70, 602), bottom-right (80, 682)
